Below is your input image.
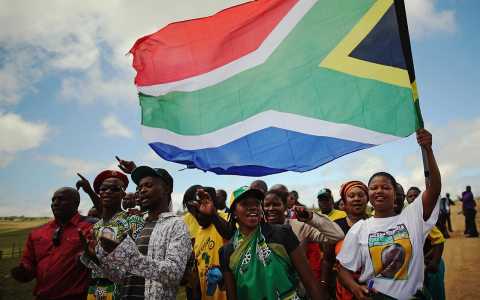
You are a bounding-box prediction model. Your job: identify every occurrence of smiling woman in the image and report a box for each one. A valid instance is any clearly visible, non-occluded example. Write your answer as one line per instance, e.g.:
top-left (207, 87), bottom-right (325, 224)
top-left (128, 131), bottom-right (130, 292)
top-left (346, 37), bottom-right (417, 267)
top-left (219, 186), bottom-right (324, 300)
top-left (336, 129), bottom-right (442, 300)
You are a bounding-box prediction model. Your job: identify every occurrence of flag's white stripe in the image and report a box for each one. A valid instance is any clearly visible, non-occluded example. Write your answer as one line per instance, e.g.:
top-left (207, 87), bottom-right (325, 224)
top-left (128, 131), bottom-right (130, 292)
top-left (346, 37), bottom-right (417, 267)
top-left (141, 110), bottom-right (401, 150)
top-left (138, 0), bottom-right (318, 97)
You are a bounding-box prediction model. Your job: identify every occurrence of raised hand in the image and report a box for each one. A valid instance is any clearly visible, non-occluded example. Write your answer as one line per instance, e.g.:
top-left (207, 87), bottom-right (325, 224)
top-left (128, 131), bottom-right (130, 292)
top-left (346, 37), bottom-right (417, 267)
top-left (78, 229), bottom-right (98, 262)
top-left (416, 128), bottom-right (432, 150)
top-left (194, 189), bottom-right (216, 216)
top-left (115, 156), bottom-right (136, 174)
top-left (99, 236), bottom-right (120, 253)
top-left (294, 205), bottom-right (313, 222)
top-left (76, 173), bottom-right (94, 195)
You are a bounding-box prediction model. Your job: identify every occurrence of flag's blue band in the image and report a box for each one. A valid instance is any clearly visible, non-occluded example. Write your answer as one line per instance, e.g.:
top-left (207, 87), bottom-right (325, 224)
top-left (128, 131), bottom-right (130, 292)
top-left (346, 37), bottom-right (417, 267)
top-left (148, 127), bottom-right (373, 176)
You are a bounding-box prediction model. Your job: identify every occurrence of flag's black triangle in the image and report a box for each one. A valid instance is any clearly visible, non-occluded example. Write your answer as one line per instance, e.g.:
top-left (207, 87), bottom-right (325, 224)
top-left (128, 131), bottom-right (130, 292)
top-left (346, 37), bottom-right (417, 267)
top-left (349, 4), bottom-right (406, 70)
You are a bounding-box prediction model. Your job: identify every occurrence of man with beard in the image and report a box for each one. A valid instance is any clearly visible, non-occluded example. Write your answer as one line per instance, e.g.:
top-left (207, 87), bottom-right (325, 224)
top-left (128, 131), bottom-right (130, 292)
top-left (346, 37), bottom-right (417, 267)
top-left (96, 166), bottom-right (191, 300)
top-left (11, 187), bottom-right (94, 300)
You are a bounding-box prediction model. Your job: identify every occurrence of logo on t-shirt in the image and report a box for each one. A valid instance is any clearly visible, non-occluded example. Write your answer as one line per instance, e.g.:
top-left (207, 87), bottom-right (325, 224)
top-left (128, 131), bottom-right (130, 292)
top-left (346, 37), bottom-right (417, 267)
top-left (367, 224), bottom-right (412, 280)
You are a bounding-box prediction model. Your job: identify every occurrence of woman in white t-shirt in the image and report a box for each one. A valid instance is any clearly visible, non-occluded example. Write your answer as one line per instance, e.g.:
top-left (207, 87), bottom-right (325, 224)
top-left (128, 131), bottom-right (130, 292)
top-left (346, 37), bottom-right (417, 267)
top-left (336, 129), bottom-right (441, 300)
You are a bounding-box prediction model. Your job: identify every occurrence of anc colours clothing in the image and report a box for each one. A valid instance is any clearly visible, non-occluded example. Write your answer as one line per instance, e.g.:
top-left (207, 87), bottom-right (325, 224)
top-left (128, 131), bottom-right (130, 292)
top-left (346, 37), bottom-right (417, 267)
top-left (193, 223), bottom-right (227, 300)
top-left (337, 194), bottom-right (439, 300)
top-left (86, 211), bottom-right (144, 300)
top-left (220, 223), bottom-right (301, 300)
top-left (183, 212), bottom-right (229, 300)
top-left (328, 209), bottom-right (347, 221)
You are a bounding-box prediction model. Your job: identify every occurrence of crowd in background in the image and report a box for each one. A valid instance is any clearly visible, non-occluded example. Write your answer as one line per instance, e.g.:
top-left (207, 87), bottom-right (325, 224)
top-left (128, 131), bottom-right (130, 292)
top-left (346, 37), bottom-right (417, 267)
top-left (9, 129), bottom-right (479, 300)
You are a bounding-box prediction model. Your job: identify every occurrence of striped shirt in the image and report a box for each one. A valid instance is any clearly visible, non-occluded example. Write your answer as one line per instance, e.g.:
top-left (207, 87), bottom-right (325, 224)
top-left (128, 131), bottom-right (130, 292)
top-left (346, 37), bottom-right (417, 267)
top-left (121, 220), bottom-right (156, 299)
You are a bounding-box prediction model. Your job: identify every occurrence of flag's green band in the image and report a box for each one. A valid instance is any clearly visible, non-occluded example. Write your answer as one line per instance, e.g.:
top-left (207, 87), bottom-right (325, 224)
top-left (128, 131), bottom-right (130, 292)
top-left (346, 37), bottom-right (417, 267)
top-left (140, 70), bottom-right (417, 137)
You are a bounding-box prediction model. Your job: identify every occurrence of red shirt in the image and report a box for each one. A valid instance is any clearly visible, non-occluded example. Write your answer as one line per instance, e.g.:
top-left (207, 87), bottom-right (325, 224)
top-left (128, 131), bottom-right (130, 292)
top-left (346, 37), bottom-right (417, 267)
top-left (20, 213), bottom-right (94, 299)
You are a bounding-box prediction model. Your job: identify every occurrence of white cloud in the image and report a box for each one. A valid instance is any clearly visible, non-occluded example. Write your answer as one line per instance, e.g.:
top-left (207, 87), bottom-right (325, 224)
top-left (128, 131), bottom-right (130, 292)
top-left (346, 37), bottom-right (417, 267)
top-left (45, 155), bottom-right (104, 178)
top-left (0, 0), bottom-right (247, 108)
top-left (0, 112), bottom-right (49, 167)
top-left (102, 114), bottom-right (133, 138)
top-left (405, 0), bottom-right (456, 39)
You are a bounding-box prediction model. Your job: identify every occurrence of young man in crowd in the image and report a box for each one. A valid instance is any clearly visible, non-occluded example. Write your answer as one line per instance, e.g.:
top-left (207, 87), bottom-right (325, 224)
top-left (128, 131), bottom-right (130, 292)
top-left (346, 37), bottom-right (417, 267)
top-left (317, 188), bottom-right (347, 221)
top-left (11, 187), bottom-right (94, 300)
top-left (94, 166), bottom-right (191, 300)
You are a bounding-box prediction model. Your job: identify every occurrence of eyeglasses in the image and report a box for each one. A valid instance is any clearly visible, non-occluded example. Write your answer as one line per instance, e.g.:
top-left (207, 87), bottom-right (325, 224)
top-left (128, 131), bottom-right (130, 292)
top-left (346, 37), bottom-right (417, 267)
top-left (52, 226), bottom-right (63, 247)
top-left (99, 185), bottom-right (124, 193)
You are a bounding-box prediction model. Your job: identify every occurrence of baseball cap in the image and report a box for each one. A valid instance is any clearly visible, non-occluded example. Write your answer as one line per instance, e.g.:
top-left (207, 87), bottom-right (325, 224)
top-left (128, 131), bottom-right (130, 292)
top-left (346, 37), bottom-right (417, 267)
top-left (230, 186), bottom-right (264, 210)
top-left (93, 170), bottom-right (129, 194)
top-left (131, 166), bottom-right (173, 192)
top-left (317, 188), bottom-right (332, 200)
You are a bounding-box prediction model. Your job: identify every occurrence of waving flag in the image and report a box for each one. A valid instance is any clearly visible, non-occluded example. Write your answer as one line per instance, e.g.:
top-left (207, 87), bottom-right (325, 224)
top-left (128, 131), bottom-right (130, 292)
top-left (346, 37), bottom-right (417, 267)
top-left (130, 0), bottom-right (422, 176)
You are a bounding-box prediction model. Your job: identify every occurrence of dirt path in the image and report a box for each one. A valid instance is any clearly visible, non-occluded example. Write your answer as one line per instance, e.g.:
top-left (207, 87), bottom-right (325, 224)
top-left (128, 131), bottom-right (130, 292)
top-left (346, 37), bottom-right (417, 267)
top-left (444, 201), bottom-right (480, 300)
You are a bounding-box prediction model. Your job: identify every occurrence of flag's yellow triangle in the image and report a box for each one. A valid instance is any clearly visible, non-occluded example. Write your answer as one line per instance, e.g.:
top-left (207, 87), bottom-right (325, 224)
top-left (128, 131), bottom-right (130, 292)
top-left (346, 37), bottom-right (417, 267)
top-left (320, 0), bottom-right (410, 89)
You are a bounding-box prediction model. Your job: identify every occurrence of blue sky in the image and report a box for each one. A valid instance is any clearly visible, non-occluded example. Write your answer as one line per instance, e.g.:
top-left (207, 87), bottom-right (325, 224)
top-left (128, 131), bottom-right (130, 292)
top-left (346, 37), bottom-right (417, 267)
top-left (1, 0), bottom-right (479, 216)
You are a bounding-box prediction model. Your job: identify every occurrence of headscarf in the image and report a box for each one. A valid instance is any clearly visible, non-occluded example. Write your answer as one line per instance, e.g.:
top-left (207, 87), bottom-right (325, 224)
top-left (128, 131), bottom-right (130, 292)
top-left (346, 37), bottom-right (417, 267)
top-left (340, 180), bottom-right (368, 201)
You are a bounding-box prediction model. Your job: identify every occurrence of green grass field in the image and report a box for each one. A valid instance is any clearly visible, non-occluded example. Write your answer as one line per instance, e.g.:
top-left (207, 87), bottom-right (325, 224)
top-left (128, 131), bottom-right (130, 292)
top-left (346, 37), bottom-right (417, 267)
top-left (0, 219), bottom-right (49, 259)
top-left (0, 220), bottom-right (48, 300)
top-left (0, 219), bottom-right (187, 299)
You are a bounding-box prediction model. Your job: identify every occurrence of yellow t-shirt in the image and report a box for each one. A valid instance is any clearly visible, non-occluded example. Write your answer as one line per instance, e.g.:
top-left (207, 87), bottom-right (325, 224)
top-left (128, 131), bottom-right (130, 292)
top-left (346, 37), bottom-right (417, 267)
top-left (428, 226), bottom-right (446, 245)
top-left (183, 212), bottom-right (228, 300)
top-left (194, 224), bottom-right (227, 300)
top-left (328, 209), bottom-right (347, 221)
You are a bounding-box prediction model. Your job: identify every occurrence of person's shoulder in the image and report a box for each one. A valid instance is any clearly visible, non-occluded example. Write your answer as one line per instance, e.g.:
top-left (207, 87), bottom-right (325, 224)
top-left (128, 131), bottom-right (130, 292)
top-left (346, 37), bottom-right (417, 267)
top-left (78, 215), bottom-right (97, 226)
top-left (261, 223), bottom-right (297, 244)
top-left (330, 209), bottom-right (347, 221)
top-left (349, 218), bottom-right (367, 233)
top-left (262, 222), bottom-right (292, 233)
top-left (30, 220), bottom-right (54, 234)
top-left (162, 213), bottom-right (190, 231)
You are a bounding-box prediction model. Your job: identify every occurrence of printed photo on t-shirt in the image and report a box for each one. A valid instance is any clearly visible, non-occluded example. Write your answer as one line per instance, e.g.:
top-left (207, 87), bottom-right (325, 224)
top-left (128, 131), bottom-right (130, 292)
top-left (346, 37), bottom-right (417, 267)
top-left (367, 224), bottom-right (412, 280)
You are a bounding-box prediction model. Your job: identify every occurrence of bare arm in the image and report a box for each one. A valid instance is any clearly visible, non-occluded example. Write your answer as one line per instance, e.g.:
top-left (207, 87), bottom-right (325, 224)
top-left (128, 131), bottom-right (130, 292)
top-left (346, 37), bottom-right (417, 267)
top-left (337, 265), bottom-right (372, 300)
top-left (223, 271), bottom-right (238, 300)
top-left (290, 246), bottom-right (326, 300)
top-left (211, 214), bottom-right (234, 240)
top-left (425, 243), bottom-right (444, 273)
top-left (417, 129), bottom-right (441, 221)
top-left (76, 173), bottom-right (102, 215)
top-left (320, 245), bottom-right (336, 290)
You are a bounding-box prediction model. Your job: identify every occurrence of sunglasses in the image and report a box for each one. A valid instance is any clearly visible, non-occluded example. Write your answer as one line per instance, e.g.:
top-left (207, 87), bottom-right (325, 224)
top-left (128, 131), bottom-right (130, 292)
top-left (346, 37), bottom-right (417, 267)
top-left (99, 185), bottom-right (124, 193)
top-left (52, 226), bottom-right (63, 247)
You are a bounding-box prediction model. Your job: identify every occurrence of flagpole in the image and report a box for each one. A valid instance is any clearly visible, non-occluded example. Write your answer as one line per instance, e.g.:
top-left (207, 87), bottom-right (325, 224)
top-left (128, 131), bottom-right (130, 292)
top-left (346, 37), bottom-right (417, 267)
top-left (421, 147), bottom-right (430, 187)
top-left (394, 1), bottom-right (430, 187)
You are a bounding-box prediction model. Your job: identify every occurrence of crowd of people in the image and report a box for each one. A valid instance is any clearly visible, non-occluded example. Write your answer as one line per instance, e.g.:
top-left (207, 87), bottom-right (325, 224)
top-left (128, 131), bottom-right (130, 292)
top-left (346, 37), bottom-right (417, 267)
top-left (8, 129), bottom-right (477, 300)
